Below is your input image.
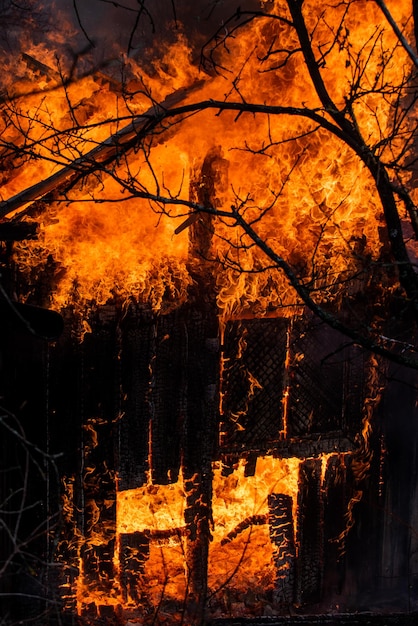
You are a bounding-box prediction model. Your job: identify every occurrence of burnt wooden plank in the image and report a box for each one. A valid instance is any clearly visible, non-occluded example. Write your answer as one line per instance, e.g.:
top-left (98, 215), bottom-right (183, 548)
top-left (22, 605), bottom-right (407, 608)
top-left (269, 493), bottom-right (296, 605)
top-left (182, 305), bottom-right (219, 620)
top-left (119, 532), bottom-right (150, 605)
top-left (180, 145), bottom-right (223, 622)
top-left (149, 309), bottom-right (186, 484)
top-left (0, 220), bottom-right (38, 240)
top-left (48, 312), bottom-right (86, 613)
top-left (118, 309), bottom-right (154, 490)
top-left (183, 146), bottom-right (221, 614)
top-left (69, 315), bottom-right (118, 600)
top-left (295, 458), bottom-right (324, 606)
top-left (210, 611), bottom-right (418, 624)
top-left (322, 454), bottom-right (353, 601)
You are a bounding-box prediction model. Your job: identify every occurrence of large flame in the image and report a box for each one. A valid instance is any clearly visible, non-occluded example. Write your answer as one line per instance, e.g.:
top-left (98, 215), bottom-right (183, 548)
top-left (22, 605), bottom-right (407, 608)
top-left (71, 456), bottom-right (302, 616)
top-left (2, 0), bottom-right (411, 318)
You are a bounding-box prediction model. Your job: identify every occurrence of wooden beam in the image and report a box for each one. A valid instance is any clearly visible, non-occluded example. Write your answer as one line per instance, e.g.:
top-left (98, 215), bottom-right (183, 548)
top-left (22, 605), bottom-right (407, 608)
top-left (0, 220), bottom-right (38, 240)
top-left (0, 80), bottom-right (205, 221)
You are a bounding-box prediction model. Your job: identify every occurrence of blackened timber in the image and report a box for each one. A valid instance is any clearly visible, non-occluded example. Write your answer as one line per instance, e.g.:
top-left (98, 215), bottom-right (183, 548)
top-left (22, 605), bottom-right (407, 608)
top-left (76, 318), bottom-right (118, 598)
top-left (220, 514), bottom-right (268, 545)
top-left (47, 312), bottom-right (87, 614)
top-left (322, 455), bottom-right (353, 601)
top-left (269, 493), bottom-right (296, 605)
top-left (119, 532), bottom-right (150, 605)
top-left (149, 309), bottom-right (187, 484)
top-left (182, 147), bottom-right (222, 621)
top-left (295, 458), bottom-right (324, 606)
top-left (22, 53), bottom-right (61, 83)
top-left (118, 305), bottom-right (187, 488)
top-left (218, 435), bottom-right (354, 462)
top-left (182, 306), bottom-right (219, 619)
top-left (118, 309), bottom-right (154, 490)
top-left (0, 220), bottom-right (38, 240)
top-left (187, 144), bottom-right (228, 297)
top-left (209, 612), bottom-right (418, 625)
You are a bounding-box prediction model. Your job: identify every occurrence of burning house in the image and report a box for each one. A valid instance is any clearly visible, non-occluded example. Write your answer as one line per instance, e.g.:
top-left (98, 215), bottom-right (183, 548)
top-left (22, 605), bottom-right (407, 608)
top-left (1, 1), bottom-right (418, 625)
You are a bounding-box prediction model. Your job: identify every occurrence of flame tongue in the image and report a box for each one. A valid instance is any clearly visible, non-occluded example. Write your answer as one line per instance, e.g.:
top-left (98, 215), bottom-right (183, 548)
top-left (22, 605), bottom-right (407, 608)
top-left (114, 456), bottom-right (301, 615)
top-left (4, 0), bottom-right (410, 317)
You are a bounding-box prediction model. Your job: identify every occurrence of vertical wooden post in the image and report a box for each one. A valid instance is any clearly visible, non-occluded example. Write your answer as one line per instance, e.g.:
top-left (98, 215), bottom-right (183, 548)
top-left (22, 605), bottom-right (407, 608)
top-left (182, 307), bottom-right (219, 622)
top-left (117, 308), bottom-right (154, 490)
top-left (181, 147), bottom-right (225, 622)
top-left (119, 531), bottom-right (150, 605)
top-left (322, 454), bottom-right (352, 603)
top-left (268, 493), bottom-right (296, 605)
top-left (295, 458), bottom-right (324, 606)
top-left (75, 314), bottom-right (118, 615)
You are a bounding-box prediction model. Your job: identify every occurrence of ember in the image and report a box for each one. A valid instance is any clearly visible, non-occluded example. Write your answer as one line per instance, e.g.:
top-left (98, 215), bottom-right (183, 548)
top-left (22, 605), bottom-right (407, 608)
top-left (1, 1), bottom-right (418, 625)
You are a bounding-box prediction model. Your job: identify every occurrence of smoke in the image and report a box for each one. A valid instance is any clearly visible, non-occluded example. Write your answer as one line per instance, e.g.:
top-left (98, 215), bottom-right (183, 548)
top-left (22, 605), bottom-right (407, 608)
top-left (69, 0), bottom-right (263, 54)
top-left (0, 0), bottom-right (267, 97)
top-left (0, 0), bottom-right (262, 72)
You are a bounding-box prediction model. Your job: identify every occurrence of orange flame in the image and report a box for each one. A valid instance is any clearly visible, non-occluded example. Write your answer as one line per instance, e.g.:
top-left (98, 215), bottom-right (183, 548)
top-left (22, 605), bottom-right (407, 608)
top-left (2, 0), bottom-right (411, 320)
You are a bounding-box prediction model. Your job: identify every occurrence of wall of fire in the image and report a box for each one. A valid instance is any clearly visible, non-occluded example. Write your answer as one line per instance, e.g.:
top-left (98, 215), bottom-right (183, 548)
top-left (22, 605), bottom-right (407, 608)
top-left (2, 283), bottom-right (418, 622)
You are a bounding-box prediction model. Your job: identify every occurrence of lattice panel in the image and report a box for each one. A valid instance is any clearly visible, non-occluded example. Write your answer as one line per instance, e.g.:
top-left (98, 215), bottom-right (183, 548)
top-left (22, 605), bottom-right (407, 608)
top-left (221, 318), bottom-right (288, 447)
top-left (288, 317), bottom-right (354, 436)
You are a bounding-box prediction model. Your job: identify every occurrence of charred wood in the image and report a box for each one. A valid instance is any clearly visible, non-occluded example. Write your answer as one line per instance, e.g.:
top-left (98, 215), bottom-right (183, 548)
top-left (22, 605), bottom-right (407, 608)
top-left (220, 514), bottom-right (268, 546)
top-left (182, 320), bottom-right (218, 612)
top-left (118, 311), bottom-right (154, 490)
top-left (81, 540), bottom-right (116, 594)
top-left (0, 220), bottom-right (38, 240)
top-left (209, 611), bottom-right (418, 625)
top-left (322, 454), bottom-right (354, 600)
top-left (187, 145), bottom-right (228, 301)
top-left (268, 493), bottom-right (296, 605)
top-left (218, 435), bottom-right (354, 464)
top-left (148, 310), bottom-right (186, 484)
top-left (295, 458), bottom-right (324, 606)
top-left (22, 52), bottom-right (61, 83)
top-left (184, 469), bottom-right (213, 622)
top-left (119, 532), bottom-right (150, 605)
top-left (76, 325), bottom-right (118, 598)
top-left (243, 452), bottom-right (258, 477)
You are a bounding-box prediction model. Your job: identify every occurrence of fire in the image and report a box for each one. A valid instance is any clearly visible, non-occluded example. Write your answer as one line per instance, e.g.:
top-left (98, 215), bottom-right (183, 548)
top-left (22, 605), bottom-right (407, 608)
top-left (118, 479), bottom-right (186, 535)
top-left (65, 452), bottom-right (346, 619)
top-left (0, 0), bottom-right (409, 622)
top-left (209, 456), bottom-right (300, 596)
top-left (2, 0), bottom-right (411, 319)
top-left (76, 456), bottom-right (303, 616)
